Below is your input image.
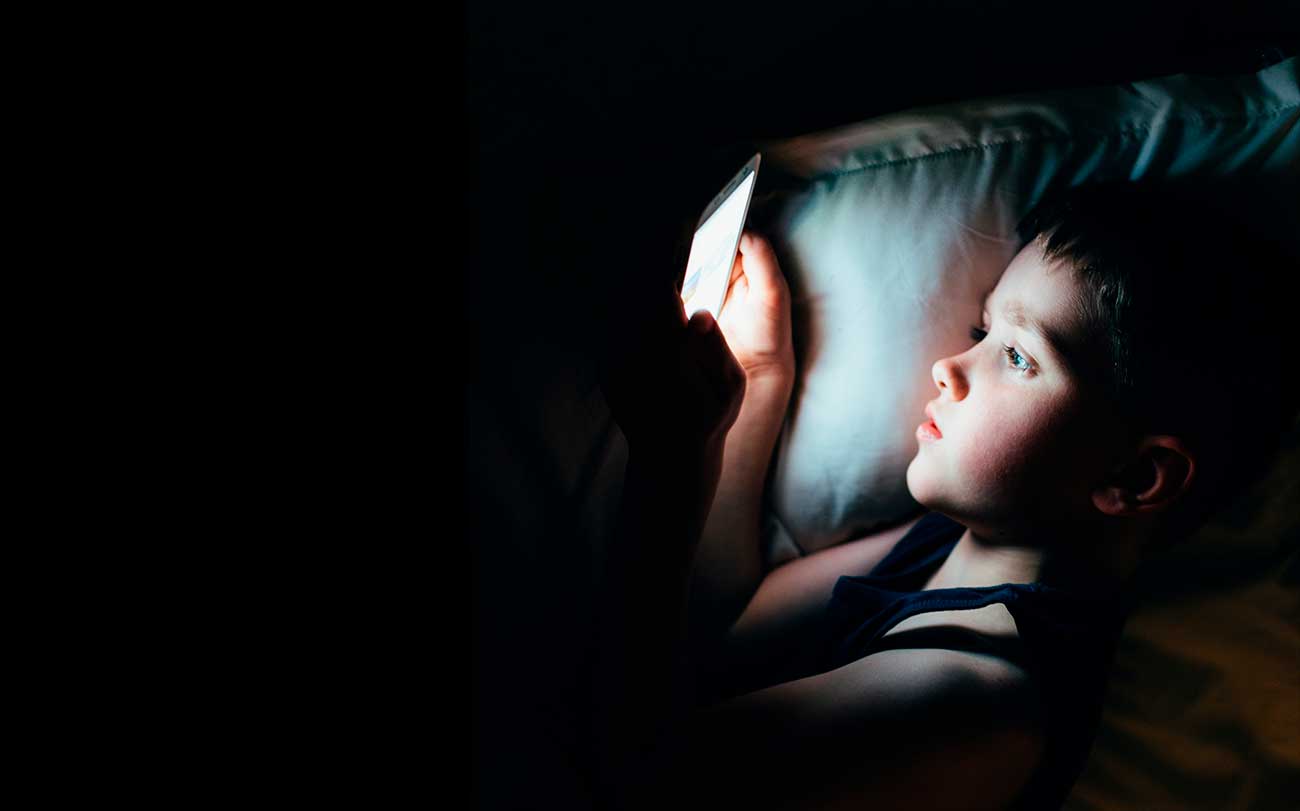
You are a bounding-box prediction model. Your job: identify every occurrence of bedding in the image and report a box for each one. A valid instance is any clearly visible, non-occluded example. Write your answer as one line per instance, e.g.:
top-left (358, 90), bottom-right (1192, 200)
top-left (1066, 407), bottom-right (1300, 810)
top-left (719, 52), bottom-right (1300, 810)
top-left (470, 42), bottom-right (1300, 810)
top-left (740, 54), bottom-right (1300, 567)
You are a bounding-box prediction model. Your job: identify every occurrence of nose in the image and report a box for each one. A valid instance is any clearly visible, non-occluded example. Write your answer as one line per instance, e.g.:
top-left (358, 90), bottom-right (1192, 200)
top-left (932, 355), bottom-right (967, 400)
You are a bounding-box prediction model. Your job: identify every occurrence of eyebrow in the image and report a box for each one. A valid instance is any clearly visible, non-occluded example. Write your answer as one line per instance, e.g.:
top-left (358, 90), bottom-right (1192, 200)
top-left (980, 289), bottom-right (1078, 373)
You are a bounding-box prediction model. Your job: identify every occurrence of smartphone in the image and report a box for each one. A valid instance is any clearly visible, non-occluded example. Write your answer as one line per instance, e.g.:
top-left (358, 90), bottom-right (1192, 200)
top-left (680, 153), bottom-right (761, 322)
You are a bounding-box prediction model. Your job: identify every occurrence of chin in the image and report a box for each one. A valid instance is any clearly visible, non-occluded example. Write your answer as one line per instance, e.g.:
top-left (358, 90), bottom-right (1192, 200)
top-left (906, 460), bottom-right (965, 519)
top-left (904, 457), bottom-right (931, 507)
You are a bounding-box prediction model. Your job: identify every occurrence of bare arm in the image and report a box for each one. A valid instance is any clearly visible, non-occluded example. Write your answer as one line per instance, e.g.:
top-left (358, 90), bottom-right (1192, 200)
top-left (634, 645), bottom-right (1045, 811)
top-left (590, 445), bottom-right (1043, 811)
top-left (589, 444), bottom-right (718, 807)
top-left (588, 278), bottom-right (1043, 810)
top-left (588, 267), bottom-right (748, 810)
top-left (686, 371), bottom-right (792, 664)
top-left (697, 511), bottom-right (926, 704)
top-left (686, 229), bottom-right (796, 668)
top-left (583, 231), bottom-right (1040, 811)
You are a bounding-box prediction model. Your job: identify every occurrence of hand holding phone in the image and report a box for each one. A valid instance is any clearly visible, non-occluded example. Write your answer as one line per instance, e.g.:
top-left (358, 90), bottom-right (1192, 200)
top-left (680, 154), bottom-right (760, 323)
top-left (679, 154), bottom-right (794, 383)
top-left (599, 276), bottom-right (746, 461)
top-left (716, 230), bottom-right (795, 383)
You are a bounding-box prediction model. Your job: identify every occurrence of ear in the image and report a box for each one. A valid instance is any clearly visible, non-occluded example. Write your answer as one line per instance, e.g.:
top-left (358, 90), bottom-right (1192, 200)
top-left (1090, 435), bottom-right (1196, 518)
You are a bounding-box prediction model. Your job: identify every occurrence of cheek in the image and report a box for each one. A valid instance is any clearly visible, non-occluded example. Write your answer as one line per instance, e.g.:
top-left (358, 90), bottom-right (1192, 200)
top-left (955, 408), bottom-right (1060, 487)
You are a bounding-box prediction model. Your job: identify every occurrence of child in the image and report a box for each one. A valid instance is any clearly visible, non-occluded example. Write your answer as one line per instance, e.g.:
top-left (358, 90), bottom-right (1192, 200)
top-left (587, 175), bottom-right (1300, 811)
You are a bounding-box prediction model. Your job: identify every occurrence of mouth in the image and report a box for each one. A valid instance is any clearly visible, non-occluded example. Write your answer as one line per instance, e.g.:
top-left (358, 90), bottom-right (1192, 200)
top-left (918, 403), bottom-right (943, 440)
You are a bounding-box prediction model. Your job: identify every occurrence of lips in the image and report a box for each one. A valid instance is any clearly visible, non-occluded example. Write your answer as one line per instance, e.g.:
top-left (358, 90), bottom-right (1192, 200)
top-left (924, 403), bottom-right (943, 437)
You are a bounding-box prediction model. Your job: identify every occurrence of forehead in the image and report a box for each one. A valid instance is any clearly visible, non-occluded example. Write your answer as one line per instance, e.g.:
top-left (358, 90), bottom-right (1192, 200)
top-left (983, 240), bottom-right (1106, 387)
top-left (987, 240), bottom-right (1085, 330)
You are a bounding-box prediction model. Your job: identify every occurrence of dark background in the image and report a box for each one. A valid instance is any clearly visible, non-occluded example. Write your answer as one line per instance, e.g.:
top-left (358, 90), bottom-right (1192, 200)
top-left (468, 2), bottom-right (1298, 807)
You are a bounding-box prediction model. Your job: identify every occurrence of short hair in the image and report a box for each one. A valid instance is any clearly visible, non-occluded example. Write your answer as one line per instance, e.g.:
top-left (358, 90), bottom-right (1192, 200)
top-left (1013, 175), bottom-right (1300, 549)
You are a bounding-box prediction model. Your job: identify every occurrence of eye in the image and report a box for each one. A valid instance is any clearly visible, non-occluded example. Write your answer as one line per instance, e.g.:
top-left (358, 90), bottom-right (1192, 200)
top-left (1002, 343), bottom-right (1032, 372)
top-left (968, 325), bottom-right (1033, 374)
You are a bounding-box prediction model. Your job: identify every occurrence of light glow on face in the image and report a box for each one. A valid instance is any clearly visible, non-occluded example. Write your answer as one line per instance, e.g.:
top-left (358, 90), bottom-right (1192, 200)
top-left (907, 243), bottom-right (1108, 527)
top-left (978, 274), bottom-right (1084, 379)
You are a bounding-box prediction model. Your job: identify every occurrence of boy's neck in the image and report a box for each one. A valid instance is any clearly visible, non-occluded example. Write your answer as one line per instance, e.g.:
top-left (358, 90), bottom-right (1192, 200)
top-left (926, 529), bottom-right (1041, 591)
top-left (931, 521), bottom-right (1142, 601)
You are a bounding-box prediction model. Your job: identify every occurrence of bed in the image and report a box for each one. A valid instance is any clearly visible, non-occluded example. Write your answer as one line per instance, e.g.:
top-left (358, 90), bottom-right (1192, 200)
top-left (469, 13), bottom-right (1300, 808)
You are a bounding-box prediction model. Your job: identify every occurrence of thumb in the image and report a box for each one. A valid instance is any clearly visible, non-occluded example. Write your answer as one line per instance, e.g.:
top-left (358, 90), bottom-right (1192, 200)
top-left (738, 230), bottom-right (783, 293)
top-left (688, 309), bottom-right (746, 407)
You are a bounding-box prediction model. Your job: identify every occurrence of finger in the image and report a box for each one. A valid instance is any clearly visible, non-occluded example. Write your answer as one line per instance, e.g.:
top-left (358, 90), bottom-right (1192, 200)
top-left (713, 324), bottom-right (748, 406)
top-left (684, 311), bottom-right (725, 404)
top-left (711, 329), bottom-right (748, 430)
top-left (666, 274), bottom-right (689, 330)
top-left (687, 310), bottom-right (746, 410)
top-left (728, 248), bottom-right (744, 287)
top-left (737, 229), bottom-right (786, 294)
top-left (676, 315), bottom-right (727, 434)
top-left (719, 250), bottom-right (744, 312)
top-left (721, 267), bottom-right (748, 314)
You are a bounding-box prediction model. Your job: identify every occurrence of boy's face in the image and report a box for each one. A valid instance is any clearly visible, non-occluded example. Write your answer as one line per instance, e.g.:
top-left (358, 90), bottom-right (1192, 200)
top-left (906, 239), bottom-right (1125, 535)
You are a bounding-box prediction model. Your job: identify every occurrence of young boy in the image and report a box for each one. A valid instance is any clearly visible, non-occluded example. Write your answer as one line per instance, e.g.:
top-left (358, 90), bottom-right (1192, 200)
top-left (588, 175), bottom-right (1300, 811)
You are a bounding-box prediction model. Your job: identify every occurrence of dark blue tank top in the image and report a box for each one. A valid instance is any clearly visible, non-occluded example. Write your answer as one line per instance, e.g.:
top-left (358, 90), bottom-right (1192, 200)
top-left (819, 511), bottom-right (1130, 811)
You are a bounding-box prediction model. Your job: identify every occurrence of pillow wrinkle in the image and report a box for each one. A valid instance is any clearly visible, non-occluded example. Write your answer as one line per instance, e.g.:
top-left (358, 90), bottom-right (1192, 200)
top-left (754, 57), bottom-right (1299, 560)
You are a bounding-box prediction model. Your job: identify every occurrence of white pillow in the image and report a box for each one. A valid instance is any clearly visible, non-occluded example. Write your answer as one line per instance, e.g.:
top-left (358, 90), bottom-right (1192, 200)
top-left (746, 56), bottom-right (1300, 568)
